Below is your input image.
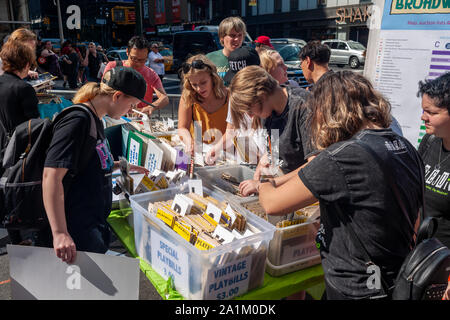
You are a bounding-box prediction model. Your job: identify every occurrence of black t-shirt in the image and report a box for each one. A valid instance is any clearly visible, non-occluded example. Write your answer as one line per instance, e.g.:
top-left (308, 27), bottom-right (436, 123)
top-left (418, 134), bottom-right (450, 248)
top-left (263, 86), bottom-right (313, 174)
top-left (44, 105), bottom-right (114, 239)
top-left (0, 72), bottom-right (39, 136)
top-left (88, 52), bottom-right (106, 78)
top-left (67, 52), bottom-right (79, 75)
top-left (298, 129), bottom-right (422, 299)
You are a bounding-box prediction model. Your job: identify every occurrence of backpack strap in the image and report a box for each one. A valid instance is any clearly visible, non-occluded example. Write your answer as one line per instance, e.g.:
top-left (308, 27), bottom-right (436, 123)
top-left (52, 104), bottom-right (99, 175)
top-left (53, 104), bottom-right (98, 140)
top-left (116, 60), bottom-right (123, 67)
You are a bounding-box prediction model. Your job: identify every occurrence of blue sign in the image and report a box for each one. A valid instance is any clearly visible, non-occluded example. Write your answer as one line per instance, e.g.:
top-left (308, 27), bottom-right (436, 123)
top-left (382, 0), bottom-right (450, 30)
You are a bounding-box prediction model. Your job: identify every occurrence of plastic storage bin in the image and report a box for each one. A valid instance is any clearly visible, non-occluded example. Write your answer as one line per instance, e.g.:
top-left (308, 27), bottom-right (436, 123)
top-left (266, 218), bottom-right (321, 276)
top-left (230, 198), bottom-right (321, 277)
top-left (195, 164), bottom-right (257, 203)
top-left (130, 184), bottom-right (276, 300)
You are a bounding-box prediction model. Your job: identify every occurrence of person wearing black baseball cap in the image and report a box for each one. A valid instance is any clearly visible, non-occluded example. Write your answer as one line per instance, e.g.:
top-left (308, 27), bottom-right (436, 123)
top-left (42, 66), bottom-right (149, 263)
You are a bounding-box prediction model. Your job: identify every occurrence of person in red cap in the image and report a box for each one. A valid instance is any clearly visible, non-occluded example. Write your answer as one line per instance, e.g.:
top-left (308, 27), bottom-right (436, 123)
top-left (254, 36), bottom-right (274, 54)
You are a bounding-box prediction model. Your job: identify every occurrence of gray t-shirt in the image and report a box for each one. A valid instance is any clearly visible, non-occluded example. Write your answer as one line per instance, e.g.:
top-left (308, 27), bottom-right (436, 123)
top-left (263, 86), bottom-right (313, 174)
top-left (299, 129), bottom-right (422, 299)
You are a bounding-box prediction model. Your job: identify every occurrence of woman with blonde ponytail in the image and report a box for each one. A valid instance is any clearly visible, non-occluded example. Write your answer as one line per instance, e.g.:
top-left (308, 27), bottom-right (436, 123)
top-left (42, 67), bottom-right (150, 263)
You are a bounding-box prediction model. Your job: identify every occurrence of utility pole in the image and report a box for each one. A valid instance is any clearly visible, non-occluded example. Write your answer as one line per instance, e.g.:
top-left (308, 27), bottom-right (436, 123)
top-left (135, 0), bottom-right (143, 35)
top-left (56, 0), bottom-right (64, 45)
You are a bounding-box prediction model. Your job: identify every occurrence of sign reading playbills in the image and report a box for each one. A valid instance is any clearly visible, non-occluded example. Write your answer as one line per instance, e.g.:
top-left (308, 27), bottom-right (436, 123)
top-left (8, 245), bottom-right (140, 300)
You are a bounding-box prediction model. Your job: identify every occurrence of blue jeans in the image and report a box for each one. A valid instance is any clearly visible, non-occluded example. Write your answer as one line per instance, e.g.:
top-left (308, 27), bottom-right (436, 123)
top-left (71, 224), bottom-right (111, 254)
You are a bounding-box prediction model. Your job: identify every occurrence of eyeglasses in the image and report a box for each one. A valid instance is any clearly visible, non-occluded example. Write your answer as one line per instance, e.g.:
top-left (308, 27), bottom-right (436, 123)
top-left (182, 60), bottom-right (210, 74)
top-left (129, 55), bottom-right (147, 63)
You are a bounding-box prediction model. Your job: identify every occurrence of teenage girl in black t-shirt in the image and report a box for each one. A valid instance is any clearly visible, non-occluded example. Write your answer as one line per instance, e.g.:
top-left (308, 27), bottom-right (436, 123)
top-left (42, 67), bottom-right (150, 263)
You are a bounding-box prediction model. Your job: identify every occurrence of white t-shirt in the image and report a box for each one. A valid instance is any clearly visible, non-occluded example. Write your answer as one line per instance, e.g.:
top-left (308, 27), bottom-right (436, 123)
top-left (147, 51), bottom-right (165, 76)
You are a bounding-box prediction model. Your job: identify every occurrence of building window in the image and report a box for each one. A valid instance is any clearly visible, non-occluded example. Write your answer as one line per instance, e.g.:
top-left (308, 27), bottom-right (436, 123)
top-left (317, 0), bottom-right (326, 8)
top-left (290, 0), bottom-right (298, 11)
top-left (275, 0), bottom-right (282, 13)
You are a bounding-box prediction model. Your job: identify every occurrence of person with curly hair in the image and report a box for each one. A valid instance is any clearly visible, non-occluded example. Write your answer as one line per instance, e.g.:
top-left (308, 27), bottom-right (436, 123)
top-left (256, 71), bottom-right (423, 299)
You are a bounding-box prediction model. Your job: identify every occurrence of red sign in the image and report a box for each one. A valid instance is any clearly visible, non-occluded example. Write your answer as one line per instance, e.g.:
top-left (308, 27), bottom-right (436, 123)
top-left (155, 0), bottom-right (166, 25)
top-left (128, 10), bottom-right (136, 22)
top-left (172, 0), bottom-right (181, 22)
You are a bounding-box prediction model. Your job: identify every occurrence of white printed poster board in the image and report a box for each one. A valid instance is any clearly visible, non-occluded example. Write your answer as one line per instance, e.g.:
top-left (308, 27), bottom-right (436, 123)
top-left (364, 0), bottom-right (450, 147)
top-left (8, 245), bottom-right (140, 300)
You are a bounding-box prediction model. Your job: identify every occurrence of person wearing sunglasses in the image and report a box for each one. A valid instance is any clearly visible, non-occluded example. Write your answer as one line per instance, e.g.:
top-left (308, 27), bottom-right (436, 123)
top-left (177, 55), bottom-right (228, 156)
top-left (206, 16), bottom-right (246, 80)
top-left (103, 36), bottom-right (169, 115)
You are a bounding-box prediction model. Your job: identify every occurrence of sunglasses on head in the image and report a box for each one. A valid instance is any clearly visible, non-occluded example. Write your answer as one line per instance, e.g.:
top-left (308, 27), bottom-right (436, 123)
top-left (182, 60), bottom-right (210, 74)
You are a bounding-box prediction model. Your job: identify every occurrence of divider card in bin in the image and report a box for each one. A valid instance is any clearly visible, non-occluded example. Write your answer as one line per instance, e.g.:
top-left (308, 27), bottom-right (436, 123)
top-left (130, 185), bottom-right (275, 299)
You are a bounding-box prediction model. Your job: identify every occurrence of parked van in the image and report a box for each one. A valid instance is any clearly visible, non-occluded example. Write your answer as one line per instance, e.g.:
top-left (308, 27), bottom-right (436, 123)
top-left (321, 39), bottom-right (366, 69)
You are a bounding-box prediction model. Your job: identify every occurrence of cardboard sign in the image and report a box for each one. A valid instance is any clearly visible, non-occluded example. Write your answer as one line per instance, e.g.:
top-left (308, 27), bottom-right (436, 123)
top-left (8, 245), bottom-right (140, 300)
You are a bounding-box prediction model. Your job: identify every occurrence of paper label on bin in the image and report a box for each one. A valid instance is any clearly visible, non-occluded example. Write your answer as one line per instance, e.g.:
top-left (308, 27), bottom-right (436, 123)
top-left (204, 256), bottom-right (252, 300)
top-left (150, 232), bottom-right (189, 294)
top-left (281, 241), bottom-right (318, 265)
top-left (188, 179), bottom-right (203, 196)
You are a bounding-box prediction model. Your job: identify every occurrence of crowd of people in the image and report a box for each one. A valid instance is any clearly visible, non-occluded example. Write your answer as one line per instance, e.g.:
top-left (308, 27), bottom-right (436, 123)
top-left (0, 19), bottom-right (449, 300)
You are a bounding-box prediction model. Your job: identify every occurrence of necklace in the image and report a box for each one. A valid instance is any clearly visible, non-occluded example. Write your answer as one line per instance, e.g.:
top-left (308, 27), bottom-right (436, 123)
top-left (435, 140), bottom-right (450, 170)
top-left (89, 100), bottom-right (100, 119)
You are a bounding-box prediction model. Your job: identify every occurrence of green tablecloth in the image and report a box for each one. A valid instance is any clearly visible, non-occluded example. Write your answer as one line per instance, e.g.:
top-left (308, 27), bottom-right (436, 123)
top-left (107, 210), bottom-right (325, 300)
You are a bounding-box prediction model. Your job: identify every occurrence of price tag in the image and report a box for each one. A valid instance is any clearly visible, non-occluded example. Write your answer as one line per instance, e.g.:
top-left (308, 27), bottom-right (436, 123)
top-left (171, 194), bottom-right (192, 216)
top-left (206, 203), bottom-right (223, 224)
top-left (188, 179), bottom-right (203, 196)
top-left (204, 256), bottom-right (252, 300)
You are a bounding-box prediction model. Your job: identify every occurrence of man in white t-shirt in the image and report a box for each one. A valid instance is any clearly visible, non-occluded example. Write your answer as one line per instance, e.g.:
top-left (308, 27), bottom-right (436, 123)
top-left (147, 42), bottom-right (165, 81)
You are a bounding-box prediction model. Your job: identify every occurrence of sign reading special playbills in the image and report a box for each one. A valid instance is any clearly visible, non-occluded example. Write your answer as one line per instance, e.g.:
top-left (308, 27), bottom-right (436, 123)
top-left (364, 0), bottom-right (450, 147)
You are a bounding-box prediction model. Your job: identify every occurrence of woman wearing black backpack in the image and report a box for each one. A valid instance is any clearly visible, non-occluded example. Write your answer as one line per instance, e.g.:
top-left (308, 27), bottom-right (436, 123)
top-left (42, 67), bottom-right (150, 263)
top-left (0, 39), bottom-right (41, 246)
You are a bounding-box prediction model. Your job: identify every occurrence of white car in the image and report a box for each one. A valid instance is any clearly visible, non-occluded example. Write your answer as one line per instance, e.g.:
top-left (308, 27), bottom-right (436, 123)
top-left (321, 39), bottom-right (366, 69)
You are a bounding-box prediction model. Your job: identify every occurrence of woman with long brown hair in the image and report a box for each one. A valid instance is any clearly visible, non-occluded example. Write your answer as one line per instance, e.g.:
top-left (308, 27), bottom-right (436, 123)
top-left (177, 54), bottom-right (228, 155)
top-left (256, 71), bottom-right (423, 299)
